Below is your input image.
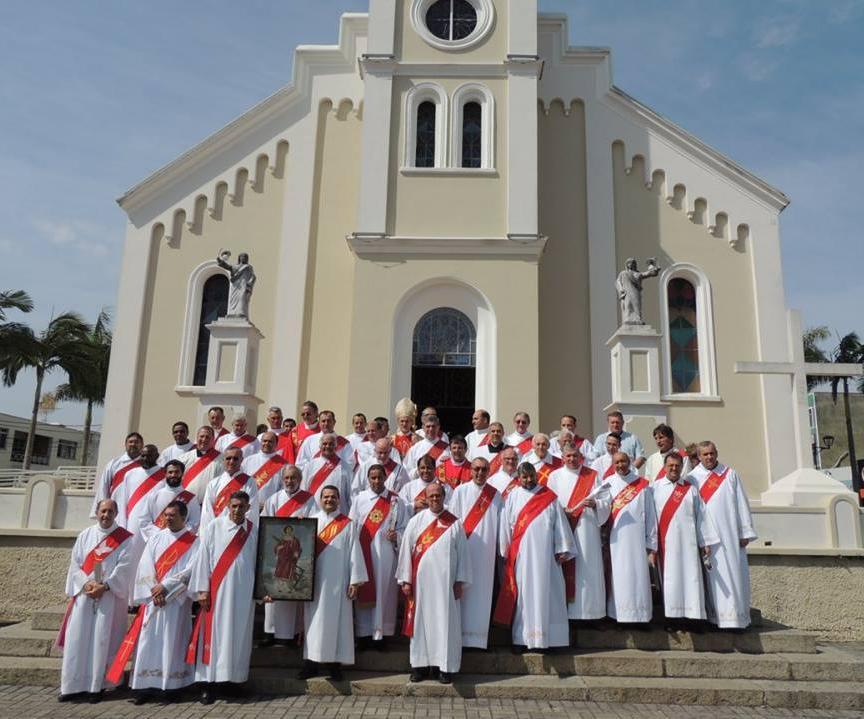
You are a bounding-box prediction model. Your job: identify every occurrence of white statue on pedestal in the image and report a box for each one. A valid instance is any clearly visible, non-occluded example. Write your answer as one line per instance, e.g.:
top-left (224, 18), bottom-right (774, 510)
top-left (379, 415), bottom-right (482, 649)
top-left (217, 249), bottom-right (256, 319)
top-left (616, 257), bottom-right (660, 326)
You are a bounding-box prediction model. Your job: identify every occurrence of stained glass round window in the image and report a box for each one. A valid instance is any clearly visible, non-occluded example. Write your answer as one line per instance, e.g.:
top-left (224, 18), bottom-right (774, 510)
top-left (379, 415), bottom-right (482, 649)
top-left (412, 308), bottom-right (476, 367)
top-left (426, 0), bottom-right (478, 41)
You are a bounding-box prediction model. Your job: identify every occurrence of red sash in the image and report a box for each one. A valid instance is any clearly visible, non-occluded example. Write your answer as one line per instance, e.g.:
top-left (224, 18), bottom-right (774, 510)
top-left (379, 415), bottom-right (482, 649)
top-left (488, 451), bottom-right (504, 475)
top-left (603, 463), bottom-right (616, 479)
top-left (402, 511), bottom-right (457, 637)
top-left (462, 483), bottom-right (497, 538)
top-left (307, 458), bottom-right (339, 496)
top-left (425, 439), bottom-right (449, 463)
top-left (478, 432), bottom-right (491, 446)
top-left (383, 458), bottom-right (398, 476)
top-left (492, 487), bottom-right (557, 625)
top-left (413, 481), bottom-right (439, 504)
top-left (276, 433), bottom-right (296, 464)
top-left (186, 520), bottom-right (252, 665)
top-left (215, 427), bottom-right (229, 439)
top-left (513, 436), bottom-right (533, 455)
top-left (252, 454), bottom-right (287, 489)
top-left (126, 467), bottom-right (166, 515)
top-left (536, 457), bottom-right (562, 486)
top-left (315, 514), bottom-right (351, 557)
top-left (314, 435), bottom-right (349, 457)
top-left (392, 432), bottom-right (413, 458)
top-left (106, 531), bottom-right (196, 682)
top-left (182, 449), bottom-right (220, 489)
top-left (437, 459), bottom-right (471, 488)
top-left (501, 476), bottom-right (519, 498)
top-left (655, 449), bottom-right (688, 480)
top-left (608, 478), bottom-right (649, 526)
top-left (212, 474), bottom-right (248, 516)
top-left (357, 494), bottom-right (394, 607)
top-left (561, 467), bottom-right (597, 603)
top-left (154, 490), bottom-right (196, 530)
top-left (657, 482), bottom-right (691, 568)
top-left (699, 467), bottom-right (729, 504)
top-left (291, 423), bottom-right (320, 451)
top-left (225, 434), bottom-right (256, 451)
top-left (56, 526), bottom-right (133, 649)
top-left (109, 458), bottom-right (141, 494)
top-left (275, 490), bottom-right (312, 518)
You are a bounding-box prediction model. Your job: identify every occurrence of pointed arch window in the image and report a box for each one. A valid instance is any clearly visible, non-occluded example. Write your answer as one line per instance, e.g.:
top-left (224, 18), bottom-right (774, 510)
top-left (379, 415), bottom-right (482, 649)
top-left (193, 275), bottom-right (228, 386)
top-left (415, 101), bottom-right (437, 168)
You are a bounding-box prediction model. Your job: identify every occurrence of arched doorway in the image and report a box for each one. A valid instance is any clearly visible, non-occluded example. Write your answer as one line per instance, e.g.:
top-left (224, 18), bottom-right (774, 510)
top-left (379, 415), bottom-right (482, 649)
top-left (411, 308), bottom-right (476, 437)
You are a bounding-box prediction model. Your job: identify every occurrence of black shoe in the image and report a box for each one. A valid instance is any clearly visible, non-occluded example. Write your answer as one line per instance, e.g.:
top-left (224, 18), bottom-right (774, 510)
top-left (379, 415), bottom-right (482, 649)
top-left (356, 636), bottom-right (372, 651)
top-left (57, 693), bottom-right (80, 703)
top-left (257, 635), bottom-right (275, 648)
top-left (88, 691), bottom-right (103, 704)
top-left (439, 672), bottom-right (453, 685)
top-left (409, 669), bottom-right (425, 683)
top-left (328, 664), bottom-right (343, 681)
top-left (511, 644), bottom-right (528, 654)
top-left (131, 692), bottom-right (149, 705)
top-left (372, 638), bottom-right (387, 651)
top-left (429, 666), bottom-right (440, 680)
top-left (297, 661), bottom-right (319, 680)
top-left (200, 686), bottom-right (215, 705)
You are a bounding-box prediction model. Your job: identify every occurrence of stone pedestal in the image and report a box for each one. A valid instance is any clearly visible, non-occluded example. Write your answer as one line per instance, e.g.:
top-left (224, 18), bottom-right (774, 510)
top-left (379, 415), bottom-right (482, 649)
top-left (604, 324), bottom-right (668, 438)
top-left (196, 317), bottom-right (264, 424)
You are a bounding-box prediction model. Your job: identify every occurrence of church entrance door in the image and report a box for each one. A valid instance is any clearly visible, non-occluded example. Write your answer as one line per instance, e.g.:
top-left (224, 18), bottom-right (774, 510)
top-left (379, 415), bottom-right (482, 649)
top-left (411, 308), bottom-right (476, 437)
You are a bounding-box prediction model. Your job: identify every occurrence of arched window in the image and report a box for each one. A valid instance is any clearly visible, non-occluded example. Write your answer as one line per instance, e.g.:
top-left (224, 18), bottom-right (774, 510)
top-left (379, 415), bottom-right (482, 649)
top-left (659, 264), bottom-right (719, 399)
top-left (412, 308), bottom-right (476, 367)
top-left (667, 278), bottom-right (700, 393)
top-left (192, 275), bottom-right (229, 386)
top-left (461, 101), bottom-right (482, 168)
top-left (415, 101), bottom-right (437, 168)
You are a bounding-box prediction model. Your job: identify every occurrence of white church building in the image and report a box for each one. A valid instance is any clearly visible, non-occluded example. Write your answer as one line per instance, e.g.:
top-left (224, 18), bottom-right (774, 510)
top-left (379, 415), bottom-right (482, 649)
top-left (101, 0), bottom-right (861, 552)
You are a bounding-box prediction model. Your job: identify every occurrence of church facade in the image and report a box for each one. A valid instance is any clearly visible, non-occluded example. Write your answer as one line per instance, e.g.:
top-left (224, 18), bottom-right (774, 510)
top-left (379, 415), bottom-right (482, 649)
top-left (103, 1), bottom-right (800, 500)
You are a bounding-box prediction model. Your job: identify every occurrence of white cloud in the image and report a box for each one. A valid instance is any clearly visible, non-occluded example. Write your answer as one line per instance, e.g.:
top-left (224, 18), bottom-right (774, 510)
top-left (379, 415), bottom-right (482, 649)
top-left (755, 17), bottom-right (800, 48)
top-left (32, 219), bottom-right (114, 258)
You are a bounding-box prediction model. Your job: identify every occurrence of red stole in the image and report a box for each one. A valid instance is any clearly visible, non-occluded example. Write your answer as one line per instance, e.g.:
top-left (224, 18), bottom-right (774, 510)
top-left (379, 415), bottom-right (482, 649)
top-left (275, 490), bottom-right (312, 518)
top-left (291, 423), bottom-right (320, 451)
top-left (356, 493), bottom-right (394, 607)
top-left (536, 456), bottom-right (563, 486)
top-left (655, 449), bottom-right (688, 480)
top-left (437, 459), bottom-right (471, 488)
top-left (383, 458), bottom-right (398, 476)
top-left (225, 434), bottom-right (255, 451)
top-left (182, 449), bottom-right (220, 489)
top-left (603, 462), bottom-right (616, 479)
top-left (461, 483), bottom-right (497, 538)
top-left (487, 451), bottom-right (505, 475)
top-left (315, 514), bottom-right (351, 557)
top-left (425, 438), bottom-right (449, 463)
top-left (106, 531), bottom-right (196, 682)
top-left (392, 432), bottom-right (413, 458)
top-left (276, 433), bottom-right (296, 464)
top-left (699, 467), bottom-right (729, 504)
top-left (252, 454), bottom-right (287, 489)
top-left (109, 458), bottom-right (141, 494)
top-left (307, 458), bottom-right (339, 496)
top-left (215, 427), bottom-right (229, 439)
top-left (512, 435), bottom-right (533, 455)
top-left (492, 487), bottom-right (557, 626)
top-left (413, 481), bottom-right (438, 504)
top-left (501, 475), bottom-right (519, 498)
top-left (154, 490), bottom-right (196, 530)
top-left (657, 482), bottom-right (691, 569)
top-left (126, 467), bottom-right (166, 515)
top-left (477, 432), bottom-right (491, 446)
top-left (212, 473), bottom-right (249, 516)
top-left (314, 435), bottom-right (349, 457)
top-left (608, 477), bottom-right (649, 526)
top-left (561, 467), bottom-right (597, 603)
top-left (402, 511), bottom-right (457, 637)
top-left (56, 526), bottom-right (133, 649)
top-left (186, 520), bottom-right (252, 665)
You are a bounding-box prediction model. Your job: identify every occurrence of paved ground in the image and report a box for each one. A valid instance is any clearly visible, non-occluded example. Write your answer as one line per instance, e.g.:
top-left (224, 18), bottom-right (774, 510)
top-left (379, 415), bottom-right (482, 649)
top-left (4, 687), bottom-right (861, 719)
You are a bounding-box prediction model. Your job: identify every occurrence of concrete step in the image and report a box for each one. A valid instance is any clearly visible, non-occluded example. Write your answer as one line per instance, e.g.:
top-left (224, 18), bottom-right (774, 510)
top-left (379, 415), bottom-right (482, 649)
top-left (0, 622), bottom-right (60, 658)
top-left (30, 606), bottom-right (67, 632)
top-left (2, 657), bottom-right (861, 709)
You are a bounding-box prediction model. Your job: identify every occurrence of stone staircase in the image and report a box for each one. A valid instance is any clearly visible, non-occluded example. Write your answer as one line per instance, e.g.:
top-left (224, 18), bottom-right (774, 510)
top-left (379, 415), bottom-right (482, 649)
top-left (1, 606), bottom-right (863, 709)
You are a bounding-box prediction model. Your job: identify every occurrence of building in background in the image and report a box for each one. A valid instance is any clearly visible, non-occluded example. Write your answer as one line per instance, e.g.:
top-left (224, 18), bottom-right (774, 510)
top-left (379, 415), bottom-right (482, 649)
top-left (0, 412), bottom-right (99, 471)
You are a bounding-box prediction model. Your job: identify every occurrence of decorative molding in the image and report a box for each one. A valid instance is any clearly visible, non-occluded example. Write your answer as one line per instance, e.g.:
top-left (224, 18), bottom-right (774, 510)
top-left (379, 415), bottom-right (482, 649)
top-left (409, 0), bottom-right (495, 52)
top-left (177, 260), bottom-right (229, 388)
top-left (402, 82), bottom-right (449, 169)
top-left (400, 167), bottom-right (498, 177)
top-left (346, 233), bottom-right (547, 260)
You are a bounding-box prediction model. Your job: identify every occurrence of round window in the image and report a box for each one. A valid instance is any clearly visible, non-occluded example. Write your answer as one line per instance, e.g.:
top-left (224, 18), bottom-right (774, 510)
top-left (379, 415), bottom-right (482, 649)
top-left (426, 0), bottom-right (477, 41)
top-left (411, 0), bottom-right (494, 51)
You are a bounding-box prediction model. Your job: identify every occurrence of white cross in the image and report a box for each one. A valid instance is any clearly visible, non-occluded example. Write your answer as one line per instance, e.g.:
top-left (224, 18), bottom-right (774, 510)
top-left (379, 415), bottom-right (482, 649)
top-left (735, 311), bottom-right (863, 469)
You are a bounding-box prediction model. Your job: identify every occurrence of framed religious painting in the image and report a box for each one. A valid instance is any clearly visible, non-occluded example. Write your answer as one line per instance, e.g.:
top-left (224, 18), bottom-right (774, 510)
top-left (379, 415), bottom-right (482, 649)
top-left (253, 516), bottom-right (317, 601)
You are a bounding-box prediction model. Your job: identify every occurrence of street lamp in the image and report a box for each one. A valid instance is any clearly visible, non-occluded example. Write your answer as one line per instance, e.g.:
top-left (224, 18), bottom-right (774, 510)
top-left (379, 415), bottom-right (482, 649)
top-left (812, 434), bottom-right (835, 468)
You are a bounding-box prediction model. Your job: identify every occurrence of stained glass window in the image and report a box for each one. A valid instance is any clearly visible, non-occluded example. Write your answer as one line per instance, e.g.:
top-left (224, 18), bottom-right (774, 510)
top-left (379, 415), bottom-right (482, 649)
top-left (667, 278), bottom-right (700, 393)
top-left (415, 101), bottom-right (436, 168)
top-left (426, 0), bottom-right (478, 41)
top-left (413, 308), bottom-right (476, 367)
top-left (462, 101), bottom-right (482, 168)
top-left (193, 274), bottom-right (229, 386)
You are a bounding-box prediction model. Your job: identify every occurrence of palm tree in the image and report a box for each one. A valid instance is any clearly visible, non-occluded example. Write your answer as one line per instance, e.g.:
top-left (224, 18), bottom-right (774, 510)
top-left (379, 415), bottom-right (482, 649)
top-left (803, 325), bottom-right (831, 389)
top-left (53, 309), bottom-right (112, 465)
top-left (0, 290), bottom-right (33, 322)
top-left (0, 312), bottom-right (93, 469)
top-left (829, 332), bottom-right (864, 496)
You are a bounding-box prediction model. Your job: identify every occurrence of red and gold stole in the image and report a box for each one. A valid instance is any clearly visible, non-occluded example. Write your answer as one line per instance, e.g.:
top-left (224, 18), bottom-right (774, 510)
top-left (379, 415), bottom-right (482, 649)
top-left (536, 456), bottom-right (563, 486)
top-left (655, 449), bottom-right (689, 481)
top-left (608, 478), bottom-right (649, 526)
top-left (603, 463), bottom-right (616, 479)
top-left (109, 458), bottom-right (142, 494)
top-left (56, 526), bottom-right (133, 649)
top-left (462, 483), bottom-right (497, 538)
top-left (657, 482), bottom-right (691, 569)
top-left (106, 530), bottom-right (196, 682)
top-left (501, 475), bottom-right (520, 498)
top-left (126, 467), bottom-right (166, 515)
top-left (699, 467), bottom-right (729, 504)
top-left (186, 520), bottom-right (252, 665)
top-left (437, 459), bottom-right (471, 488)
top-left (314, 436), bottom-right (349, 457)
top-left (154, 490), bottom-right (196, 530)
top-left (275, 490), bottom-right (313, 518)
top-left (307, 457), bottom-right (339, 496)
top-left (226, 434), bottom-right (256, 451)
top-left (402, 510), bottom-right (457, 637)
top-left (252, 454), bottom-right (287, 489)
top-left (182, 449), bottom-right (220, 489)
top-left (561, 466), bottom-right (597, 603)
top-left (488, 451), bottom-right (504, 475)
top-left (212, 473), bottom-right (249, 516)
top-left (356, 493), bottom-right (394, 607)
top-left (493, 487), bottom-right (557, 626)
top-left (392, 432), bottom-right (413, 459)
top-left (425, 439), bottom-right (449, 463)
top-left (314, 514), bottom-right (351, 557)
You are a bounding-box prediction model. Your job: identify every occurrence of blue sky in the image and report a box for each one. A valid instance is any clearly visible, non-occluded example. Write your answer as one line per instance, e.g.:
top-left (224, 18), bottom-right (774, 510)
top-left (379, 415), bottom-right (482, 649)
top-left (1, 0), bottom-right (862, 428)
